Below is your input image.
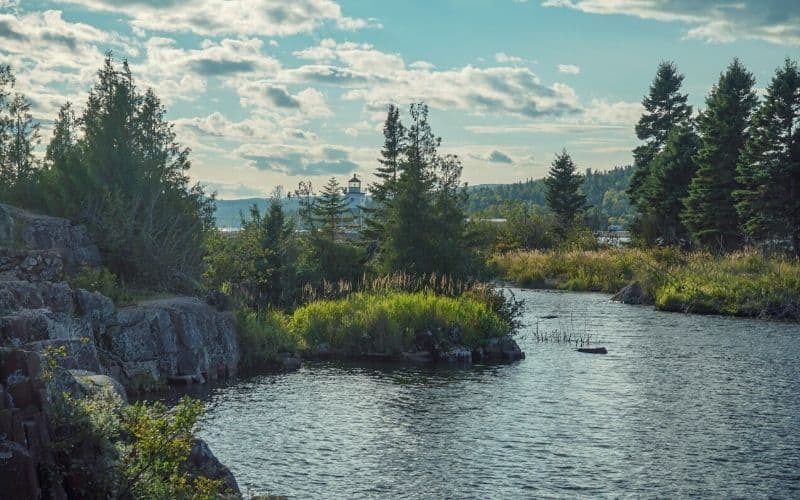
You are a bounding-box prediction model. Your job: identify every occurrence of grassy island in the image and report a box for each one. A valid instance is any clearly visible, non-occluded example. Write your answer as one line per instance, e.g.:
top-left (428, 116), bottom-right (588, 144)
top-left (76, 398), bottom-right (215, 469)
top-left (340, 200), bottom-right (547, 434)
top-left (491, 248), bottom-right (800, 321)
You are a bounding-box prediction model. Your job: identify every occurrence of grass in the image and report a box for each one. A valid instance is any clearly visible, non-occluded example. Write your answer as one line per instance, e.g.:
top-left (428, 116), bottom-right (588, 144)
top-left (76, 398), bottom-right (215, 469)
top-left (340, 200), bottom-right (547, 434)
top-left (490, 248), bottom-right (800, 321)
top-left (235, 291), bottom-right (514, 365)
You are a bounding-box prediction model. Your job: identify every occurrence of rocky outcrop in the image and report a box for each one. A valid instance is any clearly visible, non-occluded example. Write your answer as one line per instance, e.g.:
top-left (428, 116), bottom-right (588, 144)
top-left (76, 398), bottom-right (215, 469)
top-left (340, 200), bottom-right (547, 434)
top-left (185, 439), bottom-right (240, 494)
top-left (112, 298), bottom-right (239, 388)
top-left (0, 204), bottom-right (100, 274)
top-left (611, 281), bottom-right (653, 305)
top-left (0, 205), bottom-right (241, 498)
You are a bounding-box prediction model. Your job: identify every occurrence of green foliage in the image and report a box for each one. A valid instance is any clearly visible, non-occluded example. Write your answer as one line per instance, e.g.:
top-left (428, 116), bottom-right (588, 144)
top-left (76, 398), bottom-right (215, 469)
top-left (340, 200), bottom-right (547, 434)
top-left (40, 55), bottom-right (215, 291)
top-left (371, 103), bottom-right (471, 279)
top-left (544, 150), bottom-right (587, 235)
top-left (639, 124), bottom-right (700, 244)
top-left (204, 194), bottom-right (297, 309)
top-left (51, 388), bottom-right (225, 499)
top-left (735, 58), bottom-right (800, 256)
top-left (69, 266), bottom-right (129, 304)
top-left (312, 177), bottom-right (351, 239)
top-left (289, 291), bottom-right (512, 354)
top-left (468, 166), bottom-right (634, 229)
top-left (0, 64), bottom-right (42, 205)
top-left (684, 59), bottom-right (757, 251)
top-left (236, 308), bottom-right (306, 370)
top-left (629, 61), bottom-right (693, 211)
top-left (492, 248), bottom-right (800, 321)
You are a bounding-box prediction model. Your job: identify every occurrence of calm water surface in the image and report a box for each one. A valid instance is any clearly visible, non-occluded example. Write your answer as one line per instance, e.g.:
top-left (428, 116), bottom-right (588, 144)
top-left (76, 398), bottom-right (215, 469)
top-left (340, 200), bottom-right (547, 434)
top-left (197, 289), bottom-right (800, 498)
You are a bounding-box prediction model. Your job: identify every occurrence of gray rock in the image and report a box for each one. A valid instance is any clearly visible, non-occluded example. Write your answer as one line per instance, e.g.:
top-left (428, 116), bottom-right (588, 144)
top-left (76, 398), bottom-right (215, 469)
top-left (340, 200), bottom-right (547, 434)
top-left (185, 439), bottom-right (240, 495)
top-left (438, 346), bottom-right (472, 365)
top-left (68, 369), bottom-right (128, 403)
top-left (0, 203), bottom-right (101, 274)
top-left (113, 297), bottom-right (239, 385)
top-left (483, 336), bottom-right (525, 362)
top-left (611, 282), bottom-right (653, 305)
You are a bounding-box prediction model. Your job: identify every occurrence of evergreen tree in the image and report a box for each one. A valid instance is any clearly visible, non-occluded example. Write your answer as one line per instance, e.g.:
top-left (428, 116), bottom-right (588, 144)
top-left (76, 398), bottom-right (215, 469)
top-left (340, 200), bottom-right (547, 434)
top-left (379, 103), bottom-right (469, 277)
top-left (629, 62), bottom-right (693, 208)
top-left (641, 125), bottom-right (700, 244)
top-left (45, 54), bottom-right (215, 289)
top-left (544, 150), bottom-right (586, 234)
top-left (312, 177), bottom-right (350, 240)
top-left (735, 58), bottom-right (800, 255)
top-left (364, 105), bottom-right (405, 241)
top-left (683, 59), bottom-right (757, 251)
top-left (0, 66), bottom-right (41, 204)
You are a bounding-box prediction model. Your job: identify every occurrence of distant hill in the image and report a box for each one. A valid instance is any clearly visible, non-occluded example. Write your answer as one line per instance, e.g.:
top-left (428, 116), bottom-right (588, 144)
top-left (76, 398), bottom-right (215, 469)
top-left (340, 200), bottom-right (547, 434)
top-left (214, 197), bottom-right (303, 229)
top-left (213, 167), bottom-right (635, 229)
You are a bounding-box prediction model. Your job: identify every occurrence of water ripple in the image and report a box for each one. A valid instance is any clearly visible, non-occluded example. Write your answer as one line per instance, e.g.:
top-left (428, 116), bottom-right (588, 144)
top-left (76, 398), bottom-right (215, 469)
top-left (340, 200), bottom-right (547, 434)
top-left (197, 290), bottom-right (800, 499)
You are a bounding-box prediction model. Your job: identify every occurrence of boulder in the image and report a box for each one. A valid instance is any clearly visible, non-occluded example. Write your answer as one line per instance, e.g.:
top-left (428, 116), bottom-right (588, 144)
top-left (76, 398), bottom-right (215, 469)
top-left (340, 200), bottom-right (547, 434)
top-left (611, 282), bottom-right (653, 305)
top-left (68, 369), bottom-right (128, 403)
top-left (185, 439), bottom-right (240, 495)
top-left (113, 297), bottom-right (239, 386)
top-left (483, 336), bottom-right (525, 362)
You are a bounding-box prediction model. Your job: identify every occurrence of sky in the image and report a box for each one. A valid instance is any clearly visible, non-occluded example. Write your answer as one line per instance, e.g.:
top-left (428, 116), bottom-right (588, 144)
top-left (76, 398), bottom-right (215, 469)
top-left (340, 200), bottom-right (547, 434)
top-left (1, 0), bottom-right (798, 199)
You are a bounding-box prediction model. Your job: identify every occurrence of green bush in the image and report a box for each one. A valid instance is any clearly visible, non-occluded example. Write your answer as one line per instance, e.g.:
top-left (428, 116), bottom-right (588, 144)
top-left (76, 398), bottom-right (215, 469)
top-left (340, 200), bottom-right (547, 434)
top-left (51, 389), bottom-right (226, 499)
top-left (236, 308), bottom-right (307, 370)
top-left (68, 266), bottom-right (130, 304)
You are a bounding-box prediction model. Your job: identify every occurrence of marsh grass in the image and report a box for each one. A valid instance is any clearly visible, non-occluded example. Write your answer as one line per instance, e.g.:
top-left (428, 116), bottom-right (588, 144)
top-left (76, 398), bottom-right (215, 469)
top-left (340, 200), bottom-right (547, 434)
top-left (236, 291), bottom-right (514, 363)
top-left (491, 248), bottom-right (800, 321)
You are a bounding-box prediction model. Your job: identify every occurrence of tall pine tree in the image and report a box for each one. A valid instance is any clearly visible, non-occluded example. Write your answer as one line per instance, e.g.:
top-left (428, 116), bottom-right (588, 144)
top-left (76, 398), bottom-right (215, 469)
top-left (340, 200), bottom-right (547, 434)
top-left (544, 150), bottom-right (586, 235)
top-left (735, 58), bottom-right (800, 255)
top-left (0, 66), bottom-right (41, 205)
top-left (364, 105), bottom-right (405, 241)
top-left (629, 62), bottom-right (693, 208)
top-left (683, 59), bottom-right (757, 251)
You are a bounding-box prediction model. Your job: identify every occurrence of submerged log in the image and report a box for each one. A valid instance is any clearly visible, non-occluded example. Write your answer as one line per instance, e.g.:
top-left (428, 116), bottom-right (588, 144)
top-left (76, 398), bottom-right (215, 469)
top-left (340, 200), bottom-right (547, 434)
top-left (576, 347), bottom-right (608, 354)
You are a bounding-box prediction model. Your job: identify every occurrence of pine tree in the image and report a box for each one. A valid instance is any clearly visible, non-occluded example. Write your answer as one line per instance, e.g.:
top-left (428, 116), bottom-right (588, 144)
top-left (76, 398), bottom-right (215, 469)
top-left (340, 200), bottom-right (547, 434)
top-left (735, 58), bottom-right (800, 255)
top-left (683, 59), bottom-right (757, 251)
top-left (0, 66), bottom-right (41, 205)
top-left (629, 62), bottom-right (693, 208)
top-left (312, 177), bottom-right (350, 240)
top-left (641, 125), bottom-right (700, 244)
top-left (364, 105), bottom-right (405, 241)
top-left (379, 103), bottom-right (469, 277)
top-left (545, 150), bottom-right (586, 234)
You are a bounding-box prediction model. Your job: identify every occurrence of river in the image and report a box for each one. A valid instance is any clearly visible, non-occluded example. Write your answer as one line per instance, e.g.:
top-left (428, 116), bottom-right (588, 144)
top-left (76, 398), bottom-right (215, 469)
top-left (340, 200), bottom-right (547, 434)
top-left (196, 289), bottom-right (800, 498)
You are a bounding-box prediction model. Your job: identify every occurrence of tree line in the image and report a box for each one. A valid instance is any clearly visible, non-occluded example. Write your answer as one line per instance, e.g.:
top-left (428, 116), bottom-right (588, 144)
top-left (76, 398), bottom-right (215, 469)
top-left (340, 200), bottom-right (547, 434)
top-left (628, 58), bottom-right (800, 255)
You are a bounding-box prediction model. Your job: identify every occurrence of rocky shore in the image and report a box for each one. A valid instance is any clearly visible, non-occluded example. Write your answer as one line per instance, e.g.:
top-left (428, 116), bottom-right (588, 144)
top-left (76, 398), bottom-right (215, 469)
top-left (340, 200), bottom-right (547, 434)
top-left (0, 204), bottom-right (240, 498)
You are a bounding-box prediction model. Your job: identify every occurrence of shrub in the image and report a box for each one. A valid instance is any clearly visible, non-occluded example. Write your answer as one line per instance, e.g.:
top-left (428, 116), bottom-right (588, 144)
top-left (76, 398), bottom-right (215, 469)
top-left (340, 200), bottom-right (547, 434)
top-left (68, 265), bottom-right (130, 304)
top-left (236, 308), bottom-right (307, 370)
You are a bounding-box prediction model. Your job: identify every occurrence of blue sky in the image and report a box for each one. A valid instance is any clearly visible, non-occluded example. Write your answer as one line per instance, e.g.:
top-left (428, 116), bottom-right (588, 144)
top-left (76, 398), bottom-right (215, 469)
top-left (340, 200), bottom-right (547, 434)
top-left (1, 0), bottom-right (798, 198)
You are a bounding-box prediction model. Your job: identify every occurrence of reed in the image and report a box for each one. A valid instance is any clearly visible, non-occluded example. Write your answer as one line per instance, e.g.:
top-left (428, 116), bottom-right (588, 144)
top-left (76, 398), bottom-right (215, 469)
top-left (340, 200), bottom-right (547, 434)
top-left (491, 248), bottom-right (800, 321)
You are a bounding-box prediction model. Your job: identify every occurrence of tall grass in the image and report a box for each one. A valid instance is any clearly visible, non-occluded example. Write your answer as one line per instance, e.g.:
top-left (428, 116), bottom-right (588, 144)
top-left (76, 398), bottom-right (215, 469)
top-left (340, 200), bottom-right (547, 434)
top-left (490, 248), bottom-right (800, 321)
top-left (236, 291), bottom-right (514, 364)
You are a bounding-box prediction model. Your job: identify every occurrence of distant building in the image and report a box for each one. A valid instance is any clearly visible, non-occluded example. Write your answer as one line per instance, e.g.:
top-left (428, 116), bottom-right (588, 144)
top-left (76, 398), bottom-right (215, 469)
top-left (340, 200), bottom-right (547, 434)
top-left (343, 174), bottom-right (368, 233)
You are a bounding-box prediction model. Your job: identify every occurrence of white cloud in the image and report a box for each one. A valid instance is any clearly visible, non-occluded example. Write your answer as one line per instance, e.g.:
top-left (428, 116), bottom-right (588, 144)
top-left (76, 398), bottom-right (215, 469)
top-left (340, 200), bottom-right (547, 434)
top-left (495, 52), bottom-right (523, 64)
top-left (542, 0), bottom-right (800, 46)
top-left (56, 0), bottom-right (375, 37)
top-left (558, 64), bottom-right (580, 74)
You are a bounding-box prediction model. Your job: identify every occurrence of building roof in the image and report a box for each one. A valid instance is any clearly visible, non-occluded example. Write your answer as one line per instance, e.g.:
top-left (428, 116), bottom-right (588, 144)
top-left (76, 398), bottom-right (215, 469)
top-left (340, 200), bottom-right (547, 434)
top-left (349, 174), bottom-right (360, 183)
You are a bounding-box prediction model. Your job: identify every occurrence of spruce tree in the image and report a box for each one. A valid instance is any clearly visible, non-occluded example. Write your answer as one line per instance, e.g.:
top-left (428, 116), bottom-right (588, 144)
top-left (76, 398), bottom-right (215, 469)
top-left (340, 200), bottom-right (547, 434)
top-left (544, 150), bottom-right (586, 234)
top-left (735, 58), bottom-right (800, 255)
top-left (379, 103), bottom-right (469, 277)
top-left (312, 177), bottom-right (350, 240)
top-left (683, 59), bottom-right (757, 251)
top-left (364, 105), bottom-right (405, 241)
top-left (0, 66), bottom-right (41, 205)
top-left (629, 62), bottom-right (693, 208)
top-left (641, 125), bottom-right (700, 244)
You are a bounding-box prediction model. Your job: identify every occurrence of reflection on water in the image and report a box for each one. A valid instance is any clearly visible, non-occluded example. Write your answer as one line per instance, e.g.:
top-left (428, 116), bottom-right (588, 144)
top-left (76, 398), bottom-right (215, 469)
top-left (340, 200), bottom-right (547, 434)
top-left (196, 289), bottom-right (800, 498)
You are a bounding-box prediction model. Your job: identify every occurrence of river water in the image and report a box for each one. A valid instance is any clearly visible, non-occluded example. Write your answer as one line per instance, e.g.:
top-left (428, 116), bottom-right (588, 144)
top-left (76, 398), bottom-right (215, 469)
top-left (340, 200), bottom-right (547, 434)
top-left (197, 289), bottom-right (800, 498)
